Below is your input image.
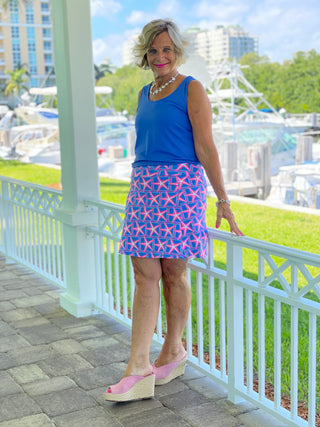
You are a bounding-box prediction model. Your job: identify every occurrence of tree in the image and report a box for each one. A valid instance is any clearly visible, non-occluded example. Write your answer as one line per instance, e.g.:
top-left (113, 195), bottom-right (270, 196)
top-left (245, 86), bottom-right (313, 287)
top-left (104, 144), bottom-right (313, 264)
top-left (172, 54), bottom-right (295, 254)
top-left (0, 0), bottom-right (27, 9)
top-left (239, 50), bottom-right (320, 113)
top-left (13, 62), bottom-right (30, 77)
top-left (4, 68), bottom-right (29, 100)
top-left (94, 63), bottom-right (112, 82)
top-left (277, 50), bottom-right (320, 112)
top-left (97, 65), bottom-right (153, 116)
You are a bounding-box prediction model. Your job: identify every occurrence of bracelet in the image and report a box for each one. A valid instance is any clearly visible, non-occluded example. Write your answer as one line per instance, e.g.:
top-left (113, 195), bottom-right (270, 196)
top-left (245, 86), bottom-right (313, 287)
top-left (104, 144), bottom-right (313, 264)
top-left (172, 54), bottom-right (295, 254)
top-left (216, 199), bottom-right (230, 207)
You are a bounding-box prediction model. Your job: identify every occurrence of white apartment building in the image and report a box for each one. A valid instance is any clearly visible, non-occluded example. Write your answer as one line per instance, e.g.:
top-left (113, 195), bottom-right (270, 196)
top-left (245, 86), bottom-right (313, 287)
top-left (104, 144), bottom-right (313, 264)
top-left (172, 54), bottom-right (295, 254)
top-left (193, 25), bottom-right (258, 65)
top-left (0, 0), bottom-right (55, 88)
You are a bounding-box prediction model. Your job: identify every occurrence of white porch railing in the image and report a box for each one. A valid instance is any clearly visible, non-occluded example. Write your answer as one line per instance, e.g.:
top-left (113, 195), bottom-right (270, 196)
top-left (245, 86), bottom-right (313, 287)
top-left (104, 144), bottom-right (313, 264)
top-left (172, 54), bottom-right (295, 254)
top-left (0, 176), bottom-right (65, 287)
top-left (0, 176), bottom-right (319, 427)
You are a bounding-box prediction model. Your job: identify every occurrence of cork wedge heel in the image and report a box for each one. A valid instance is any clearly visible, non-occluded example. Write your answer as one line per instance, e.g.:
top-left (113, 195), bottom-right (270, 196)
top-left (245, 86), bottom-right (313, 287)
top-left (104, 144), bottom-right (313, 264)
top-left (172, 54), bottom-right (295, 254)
top-left (152, 352), bottom-right (187, 385)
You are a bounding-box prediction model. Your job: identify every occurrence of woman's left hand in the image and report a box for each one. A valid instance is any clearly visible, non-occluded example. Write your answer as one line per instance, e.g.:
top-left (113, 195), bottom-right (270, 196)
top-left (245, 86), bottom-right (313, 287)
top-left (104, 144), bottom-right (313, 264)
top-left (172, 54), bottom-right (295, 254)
top-left (215, 204), bottom-right (244, 236)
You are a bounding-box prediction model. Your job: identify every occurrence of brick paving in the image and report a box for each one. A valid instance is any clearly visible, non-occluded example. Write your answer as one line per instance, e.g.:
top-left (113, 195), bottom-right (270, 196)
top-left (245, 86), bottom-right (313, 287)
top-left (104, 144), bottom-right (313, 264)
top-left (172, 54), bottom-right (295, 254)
top-left (0, 254), bottom-right (288, 426)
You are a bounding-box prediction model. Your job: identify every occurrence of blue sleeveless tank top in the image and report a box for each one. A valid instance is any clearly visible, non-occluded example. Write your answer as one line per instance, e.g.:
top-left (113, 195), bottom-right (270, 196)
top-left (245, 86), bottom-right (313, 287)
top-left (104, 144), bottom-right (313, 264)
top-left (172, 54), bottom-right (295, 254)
top-left (133, 76), bottom-right (200, 167)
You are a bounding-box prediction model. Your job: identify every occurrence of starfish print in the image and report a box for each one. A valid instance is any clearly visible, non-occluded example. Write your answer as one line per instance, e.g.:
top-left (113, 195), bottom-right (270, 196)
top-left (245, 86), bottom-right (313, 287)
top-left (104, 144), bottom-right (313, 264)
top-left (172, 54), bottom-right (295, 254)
top-left (128, 210), bottom-right (139, 221)
top-left (188, 188), bottom-right (200, 203)
top-left (140, 178), bottom-right (152, 191)
top-left (146, 223), bottom-right (159, 236)
top-left (163, 223), bottom-right (173, 237)
top-left (141, 238), bottom-right (153, 252)
top-left (189, 234), bottom-right (202, 246)
top-left (178, 192), bottom-right (188, 203)
top-left (169, 208), bottom-right (181, 222)
top-left (131, 181), bottom-right (138, 191)
top-left (181, 239), bottom-right (189, 249)
top-left (154, 207), bottom-right (167, 221)
top-left (136, 193), bottom-right (146, 205)
top-left (127, 237), bottom-right (138, 251)
top-left (132, 223), bottom-right (145, 235)
top-left (144, 169), bottom-right (158, 178)
top-left (126, 193), bottom-right (133, 205)
top-left (161, 193), bottom-right (176, 207)
top-left (141, 208), bottom-right (152, 221)
top-left (155, 178), bottom-right (169, 191)
top-left (194, 235), bottom-right (202, 245)
top-left (194, 216), bottom-right (204, 230)
top-left (150, 193), bottom-right (160, 205)
top-left (154, 238), bottom-right (166, 252)
top-left (193, 174), bottom-right (203, 185)
top-left (175, 163), bottom-right (189, 171)
top-left (177, 175), bottom-right (189, 189)
top-left (185, 204), bottom-right (198, 218)
top-left (181, 220), bottom-right (194, 233)
top-left (122, 223), bottom-right (131, 234)
top-left (134, 168), bottom-right (142, 176)
top-left (167, 240), bottom-right (180, 255)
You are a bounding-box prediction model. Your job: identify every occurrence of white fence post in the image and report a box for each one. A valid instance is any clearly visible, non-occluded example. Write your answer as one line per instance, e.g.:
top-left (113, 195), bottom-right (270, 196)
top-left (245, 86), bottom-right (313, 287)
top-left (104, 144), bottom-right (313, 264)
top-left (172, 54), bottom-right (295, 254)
top-left (0, 181), bottom-right (15, 263)
top-left (226, 241), bottom-right (244, 403)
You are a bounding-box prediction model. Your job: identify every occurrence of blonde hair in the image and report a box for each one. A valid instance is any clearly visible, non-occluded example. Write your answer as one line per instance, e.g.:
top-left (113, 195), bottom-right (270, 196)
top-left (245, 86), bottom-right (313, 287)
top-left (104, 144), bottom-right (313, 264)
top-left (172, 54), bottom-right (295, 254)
top-left (133, 19), bottom-right (189, 69)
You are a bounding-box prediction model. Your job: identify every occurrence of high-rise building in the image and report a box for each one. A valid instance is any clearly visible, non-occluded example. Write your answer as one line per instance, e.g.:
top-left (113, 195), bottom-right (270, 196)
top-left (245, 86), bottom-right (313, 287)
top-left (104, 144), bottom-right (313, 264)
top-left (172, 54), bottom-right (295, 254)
top-left (0, 0), bottom-right (55, 88)
top-left (193, 25), bottom-right (258, 65)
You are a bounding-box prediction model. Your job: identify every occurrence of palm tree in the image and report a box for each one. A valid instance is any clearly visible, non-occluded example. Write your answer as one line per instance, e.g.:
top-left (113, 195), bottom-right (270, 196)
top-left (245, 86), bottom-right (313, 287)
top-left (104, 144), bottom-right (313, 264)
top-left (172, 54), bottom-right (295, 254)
top-left (4, 68), bottom-right (29, 100)
top-left (94, 63), bottom-right (112, 82)
top-left (14, 62), bottom-right (30, 77)
top-left (0, 0), bottom-right (26, 9)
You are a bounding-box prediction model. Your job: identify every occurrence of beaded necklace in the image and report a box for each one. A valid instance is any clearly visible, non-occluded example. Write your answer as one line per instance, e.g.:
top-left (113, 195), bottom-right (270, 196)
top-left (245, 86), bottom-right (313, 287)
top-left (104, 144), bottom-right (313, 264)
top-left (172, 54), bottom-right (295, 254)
top-left (150, 72), bottom-right (179, 96)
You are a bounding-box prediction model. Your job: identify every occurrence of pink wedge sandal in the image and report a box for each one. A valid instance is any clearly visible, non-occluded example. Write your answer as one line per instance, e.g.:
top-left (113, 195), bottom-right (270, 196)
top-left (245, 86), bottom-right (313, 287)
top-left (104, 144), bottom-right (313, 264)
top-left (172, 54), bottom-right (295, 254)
top-left (152, 352), bottom-right (187, 385)
top-left (103, 373), bottom-right (155, 402)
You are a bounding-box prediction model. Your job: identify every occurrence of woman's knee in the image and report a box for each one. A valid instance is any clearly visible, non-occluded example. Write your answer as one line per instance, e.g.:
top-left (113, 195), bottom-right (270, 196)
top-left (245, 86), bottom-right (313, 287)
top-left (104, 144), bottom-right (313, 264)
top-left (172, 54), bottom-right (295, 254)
top-left (161, 258), bottom-right (188, 287)
top-left (131, 256), bottom-right (162, 285)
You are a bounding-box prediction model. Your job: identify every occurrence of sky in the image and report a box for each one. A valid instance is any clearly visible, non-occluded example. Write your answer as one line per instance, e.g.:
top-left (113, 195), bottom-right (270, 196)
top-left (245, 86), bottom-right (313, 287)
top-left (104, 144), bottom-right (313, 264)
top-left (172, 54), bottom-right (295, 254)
top-left (90, 0), bottom-right (320, 67)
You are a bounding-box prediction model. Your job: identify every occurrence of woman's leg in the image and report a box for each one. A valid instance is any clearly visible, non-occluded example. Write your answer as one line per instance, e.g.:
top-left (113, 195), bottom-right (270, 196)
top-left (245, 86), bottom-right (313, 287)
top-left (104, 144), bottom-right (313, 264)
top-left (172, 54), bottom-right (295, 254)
top-left (155, 258), bottom-right (191, 366)
top-left (123, 256), bottom-right (162, 377)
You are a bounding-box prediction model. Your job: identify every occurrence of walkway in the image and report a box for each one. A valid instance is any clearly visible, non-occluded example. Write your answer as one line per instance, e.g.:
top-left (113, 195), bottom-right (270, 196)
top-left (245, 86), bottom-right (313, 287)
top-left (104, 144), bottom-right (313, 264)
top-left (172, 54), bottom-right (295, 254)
top-left (0, 254), bottom-right (287, 427)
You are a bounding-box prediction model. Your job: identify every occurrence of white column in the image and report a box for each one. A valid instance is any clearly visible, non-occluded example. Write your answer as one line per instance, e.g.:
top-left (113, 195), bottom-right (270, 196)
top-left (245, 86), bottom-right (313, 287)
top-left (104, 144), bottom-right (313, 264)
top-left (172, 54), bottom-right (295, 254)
top-left (51, 0), bottom-right (100, 317)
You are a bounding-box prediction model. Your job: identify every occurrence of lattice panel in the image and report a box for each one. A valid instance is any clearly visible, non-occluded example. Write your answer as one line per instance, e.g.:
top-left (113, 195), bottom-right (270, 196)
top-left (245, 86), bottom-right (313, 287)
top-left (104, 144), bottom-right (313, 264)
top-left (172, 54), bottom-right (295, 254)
top-left (97, 206), bottom-right (125, 237)
top-left (260, 252), bottom-right (320, 305)
top-left (9, 183), bottom-right (62, 216)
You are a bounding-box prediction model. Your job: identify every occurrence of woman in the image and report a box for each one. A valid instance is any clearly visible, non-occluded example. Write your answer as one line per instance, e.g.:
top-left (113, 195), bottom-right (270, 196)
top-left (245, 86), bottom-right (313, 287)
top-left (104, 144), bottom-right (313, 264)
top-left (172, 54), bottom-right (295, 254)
top-left (104, 18), bottom-right (243, 402)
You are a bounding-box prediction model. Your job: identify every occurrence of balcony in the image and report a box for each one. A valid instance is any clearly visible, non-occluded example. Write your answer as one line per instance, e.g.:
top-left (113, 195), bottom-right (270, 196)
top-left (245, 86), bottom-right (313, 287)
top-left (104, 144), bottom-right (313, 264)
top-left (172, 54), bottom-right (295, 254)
top-left (0, 176), bottom-right (319, 426)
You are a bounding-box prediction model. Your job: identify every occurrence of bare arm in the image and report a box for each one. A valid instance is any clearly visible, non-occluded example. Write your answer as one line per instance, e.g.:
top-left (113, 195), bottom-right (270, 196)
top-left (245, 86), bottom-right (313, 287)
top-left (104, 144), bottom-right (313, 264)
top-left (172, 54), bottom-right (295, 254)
top-left (187, 80), bottom-right (244, 235)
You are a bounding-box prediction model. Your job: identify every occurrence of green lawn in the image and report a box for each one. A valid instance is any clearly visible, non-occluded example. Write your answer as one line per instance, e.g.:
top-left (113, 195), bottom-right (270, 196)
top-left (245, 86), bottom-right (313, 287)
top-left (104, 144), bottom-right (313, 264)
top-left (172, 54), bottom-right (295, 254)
top-left (1, 159), bottom-right (320, 411)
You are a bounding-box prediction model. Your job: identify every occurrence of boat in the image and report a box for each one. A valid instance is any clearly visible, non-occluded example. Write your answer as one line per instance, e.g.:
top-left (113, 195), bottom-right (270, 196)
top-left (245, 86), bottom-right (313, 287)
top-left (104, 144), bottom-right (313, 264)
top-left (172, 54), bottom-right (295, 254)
top-left (267, 140), bottom-right (320, 209)
top-left (8, 123), bottom-right (60, 164)
top-left (0, 85), bottom-right (135, 166)
top-left (15, 85), bottom-right (114, 125)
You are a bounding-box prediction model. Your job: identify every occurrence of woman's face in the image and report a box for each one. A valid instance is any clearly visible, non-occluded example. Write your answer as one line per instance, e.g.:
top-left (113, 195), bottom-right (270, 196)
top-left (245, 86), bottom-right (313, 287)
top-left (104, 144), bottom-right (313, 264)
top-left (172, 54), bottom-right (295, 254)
top-left (147, 31), bottom-right (177, 78)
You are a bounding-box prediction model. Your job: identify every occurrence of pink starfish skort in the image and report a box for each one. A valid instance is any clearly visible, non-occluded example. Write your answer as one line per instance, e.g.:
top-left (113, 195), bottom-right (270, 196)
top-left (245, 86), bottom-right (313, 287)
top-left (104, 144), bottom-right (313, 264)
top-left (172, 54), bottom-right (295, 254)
top-left (119, 163), bottom-right (208, 259)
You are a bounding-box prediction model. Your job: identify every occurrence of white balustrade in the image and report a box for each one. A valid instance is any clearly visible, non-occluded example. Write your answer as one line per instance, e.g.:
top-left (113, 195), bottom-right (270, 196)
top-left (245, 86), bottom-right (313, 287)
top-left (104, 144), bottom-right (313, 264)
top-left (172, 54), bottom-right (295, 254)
top-left (0, 175), bottom-right (319, 426)
top-left (0, 177), bottom-right (65, 286)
